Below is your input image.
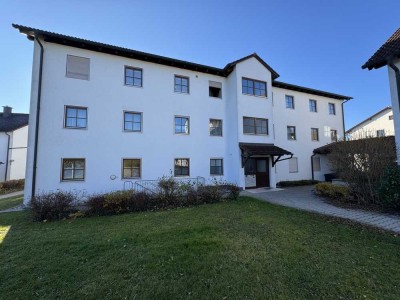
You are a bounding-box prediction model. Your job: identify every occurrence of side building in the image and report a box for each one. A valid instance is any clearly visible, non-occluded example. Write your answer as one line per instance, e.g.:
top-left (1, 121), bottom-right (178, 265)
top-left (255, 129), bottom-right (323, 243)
top-left (362, 28), bottom-right (400, 164)
top-left (13, 24), bottom-right (351, 203)
top-left (0, 106), bottom-right (29, 182)
top-left (346, 106), bottom-right (394, 139)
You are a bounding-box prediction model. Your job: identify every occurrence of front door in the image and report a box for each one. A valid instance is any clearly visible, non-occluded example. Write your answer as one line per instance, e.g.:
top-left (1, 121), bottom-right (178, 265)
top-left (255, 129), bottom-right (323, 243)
top-left (255, 158), bottom-right (270, 188)
top-left (244, 158), bottom-right (270, 188)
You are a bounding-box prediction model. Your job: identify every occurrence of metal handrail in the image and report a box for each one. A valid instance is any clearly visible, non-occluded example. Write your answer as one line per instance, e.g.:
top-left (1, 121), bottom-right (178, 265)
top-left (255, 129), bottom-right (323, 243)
top-left (133, 176), bottom-right (206, 194)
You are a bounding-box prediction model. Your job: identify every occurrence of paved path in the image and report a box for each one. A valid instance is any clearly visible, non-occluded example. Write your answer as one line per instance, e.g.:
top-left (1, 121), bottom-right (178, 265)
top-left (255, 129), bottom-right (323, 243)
top-left (0, 190), bottom-right (23, 199)
top-left (243, 186), bottom-right (400, 234)
top-left (0, 191), bottom-right (25, 213)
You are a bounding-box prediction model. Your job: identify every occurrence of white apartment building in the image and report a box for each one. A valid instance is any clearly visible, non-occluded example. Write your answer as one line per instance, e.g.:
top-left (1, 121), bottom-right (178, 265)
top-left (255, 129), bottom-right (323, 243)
top-left (0, 106), bottom-right (28, 182)
top-left (363, 28), bottom-right (400, 164)
top-left (346, 106), bottom-right (394, 139)
top-left (13, 24), bottom-right (351, 203)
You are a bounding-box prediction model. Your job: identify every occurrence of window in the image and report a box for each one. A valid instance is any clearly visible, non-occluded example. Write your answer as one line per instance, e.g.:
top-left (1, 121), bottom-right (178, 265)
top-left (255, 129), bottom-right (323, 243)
top-left (122, 159), bottom-right (141, 179)
top-left (174, 158), bottom-right (190, 176)
top-left (242, 78), bottom-right (267, 97)
top-left (311, 128), bottom-right (319, 141)
top-left (389, 115), bottom-right (393, 120)
top-left (174, 75), bottom-right (189, 93)
top-left (124, 67), bottom-right (142, 87)
top-left (329, 103), bottom-right (336, 115)
top-left (285, 95), bottom-right (294, 109)
top-left (377, 129), bottom-right (385, 137)
top-left (331, 129), bottom-right (338, 142)
top-left (312, 157), bottom-right (321, 172)
top-left (243, 117), bottom-right (268, 135)
top-left (124, 112), bottom-right (142, 132)
top-left (62, 159), bottom-right (85, 181)
top-left (209, 119), bottom-right (222, 136)
top-left (209, 81), bottom-right (222, 98)
top-left (66, 55), bottom-right (90, 80)
top-left (287, 126), bottom-right (296, 140)
top-left (210, 159), bottom-right (223, 175)
top-left (64, 106), bottom-right (87, 129)
top-left (175, 116), bottom-right (190, 134)
top-left (289, 157), bottom-right (298, 173)
top-left (309, 99), bottom-right (317, 112)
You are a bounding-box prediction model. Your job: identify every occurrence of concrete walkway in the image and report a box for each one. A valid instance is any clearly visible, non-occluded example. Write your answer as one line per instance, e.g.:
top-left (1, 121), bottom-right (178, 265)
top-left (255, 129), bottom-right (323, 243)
top-left (243, 186), bottom-right (400, 234)
top-left (0, 191), bottom-right (25, 213)
top-left (0, 190), bottom-right (23, 199)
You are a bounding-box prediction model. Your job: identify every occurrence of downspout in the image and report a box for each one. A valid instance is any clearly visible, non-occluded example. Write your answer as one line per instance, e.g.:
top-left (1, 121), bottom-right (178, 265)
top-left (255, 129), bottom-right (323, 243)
top-left (341, 99), bottom-right (349, 140)
top-left (311, 153), bottom-right (317, 181)
top-left (4, 132), bottom-right (10, 181)
top-left (31, 36), bottom-right (44, 198)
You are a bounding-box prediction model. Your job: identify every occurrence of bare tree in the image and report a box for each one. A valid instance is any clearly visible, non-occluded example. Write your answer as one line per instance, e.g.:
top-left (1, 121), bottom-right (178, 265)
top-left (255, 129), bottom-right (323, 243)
top-left (327, 134), bottom-right (397, 204)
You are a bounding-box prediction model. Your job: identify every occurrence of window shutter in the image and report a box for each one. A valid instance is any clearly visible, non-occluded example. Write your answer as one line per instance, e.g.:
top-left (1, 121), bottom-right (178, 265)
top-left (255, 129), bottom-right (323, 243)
top-left (312, 157), bottom-right (321, 172)
top-left (209, 81), bottom-right (222, 88)
top-left (66, 55), bottom-right (90, 80)
top-left (289, 157), bottom-right (298, 173)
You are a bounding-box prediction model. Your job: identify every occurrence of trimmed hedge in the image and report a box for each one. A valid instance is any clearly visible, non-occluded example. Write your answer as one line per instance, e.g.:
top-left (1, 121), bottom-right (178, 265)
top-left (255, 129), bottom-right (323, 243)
top-left (277, 180), bottom-right (319, 187)
top-left (314, 183), bottom-right (350, 199)
top-left (0, 179), bottom-right (24, 194)
top-left (86, 182), bottom-right (240, 217)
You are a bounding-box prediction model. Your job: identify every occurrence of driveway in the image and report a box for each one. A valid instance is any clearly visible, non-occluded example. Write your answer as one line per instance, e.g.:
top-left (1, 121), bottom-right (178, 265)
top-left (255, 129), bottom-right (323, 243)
top-left (242, 186), bottom-right (400, 234)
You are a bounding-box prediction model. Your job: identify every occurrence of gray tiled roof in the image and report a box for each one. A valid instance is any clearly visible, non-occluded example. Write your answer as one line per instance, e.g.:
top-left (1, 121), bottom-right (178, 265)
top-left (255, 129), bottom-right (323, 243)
top-left (0, 113), bottom-right (29, 132)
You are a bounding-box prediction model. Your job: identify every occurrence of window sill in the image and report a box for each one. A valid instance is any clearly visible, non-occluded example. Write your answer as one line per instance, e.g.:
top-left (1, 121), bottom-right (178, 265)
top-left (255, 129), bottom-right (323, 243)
top-left (61, 179), bottom-right (85, 182)
top-left (174, 91), bottom-right (190, 95)
top-left (64, 127), bottom-right (88, 130)
top-left (242, 93), bottom-right (267, 99)
top-left (123, 130), bottom-right (143, 133)
top-left (124, 84), bottom-right (143, 88)
top-left (243, 133), bottom-right (269, 136)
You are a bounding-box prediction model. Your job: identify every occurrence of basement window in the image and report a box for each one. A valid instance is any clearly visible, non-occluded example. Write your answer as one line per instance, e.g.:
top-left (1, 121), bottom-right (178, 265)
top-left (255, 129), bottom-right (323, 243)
top-left (209, 81), bottom-right (222, 98)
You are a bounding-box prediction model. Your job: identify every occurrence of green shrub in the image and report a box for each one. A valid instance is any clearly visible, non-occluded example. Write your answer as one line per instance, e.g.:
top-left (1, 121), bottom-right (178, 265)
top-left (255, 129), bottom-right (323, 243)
top-left (315, 183), bottom-right (350, 199)
top-left (30, 191), bottom-right (76, 221)
top-left (103, 190), bottom-right (133, 214)
top-left (86, 191), bottom-right (155, 216)
top-left (277, 180), bottom-right (319, 187)
top-left (378, 166), bottom-right (400, 210)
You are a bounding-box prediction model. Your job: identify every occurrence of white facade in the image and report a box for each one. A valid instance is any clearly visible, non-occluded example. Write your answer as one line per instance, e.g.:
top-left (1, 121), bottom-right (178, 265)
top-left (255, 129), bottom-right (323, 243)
top-left (22, 37), bottom-right (349, 203)
top-left (388, 60), bottom-right (400, 163)
top-left (346, 107), bottom-right (394, 139)
top-left (0, 125), bottom-right (28, 182)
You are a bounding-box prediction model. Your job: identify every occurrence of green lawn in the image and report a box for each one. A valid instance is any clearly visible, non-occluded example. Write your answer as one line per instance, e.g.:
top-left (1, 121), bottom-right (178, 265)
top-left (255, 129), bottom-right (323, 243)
top-left (0, 197), bottom-right (399, 299)
top-left (0, 195), bottom-right (23, 211)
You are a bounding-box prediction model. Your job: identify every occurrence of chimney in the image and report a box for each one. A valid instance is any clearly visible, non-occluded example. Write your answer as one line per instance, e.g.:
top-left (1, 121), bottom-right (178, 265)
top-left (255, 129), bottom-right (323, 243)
top-left (2, 106), bottom-right (12, 118)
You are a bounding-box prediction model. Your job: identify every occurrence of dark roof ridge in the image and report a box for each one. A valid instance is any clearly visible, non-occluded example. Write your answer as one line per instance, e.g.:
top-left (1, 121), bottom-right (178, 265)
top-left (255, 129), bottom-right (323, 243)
top-left (13, 24), bottom-right (280, 79)
top-left (272, 81), bottom-right (352, 100)
top-left (362, 27), bottom-right (400, 70)
top-left (345, 106), bottom-right (392, 133)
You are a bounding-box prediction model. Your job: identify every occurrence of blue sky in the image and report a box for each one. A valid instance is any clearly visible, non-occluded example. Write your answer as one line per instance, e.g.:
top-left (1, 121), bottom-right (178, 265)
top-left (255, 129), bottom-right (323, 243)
top-left (0, 0), bottom-right (398, 129)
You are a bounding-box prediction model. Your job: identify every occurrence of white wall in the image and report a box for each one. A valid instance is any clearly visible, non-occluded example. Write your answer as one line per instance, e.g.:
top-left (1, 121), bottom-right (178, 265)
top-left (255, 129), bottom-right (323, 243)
top-left (23, 40), bottom-right (347, 203)
top-left (8, 125), bottom-right (28, 180)
top-left (387, 60), bottom-right (400, 163)
top-left (272, 87), bottom-right (344, 182)
top-left (0, 133), bottom-right (9, 181)
top-left (234, 57), bottom-right (276, 188)
top-left (27, 41), bottom-right (230, 202)
top-left (347, 108), bottom-right (394, 139)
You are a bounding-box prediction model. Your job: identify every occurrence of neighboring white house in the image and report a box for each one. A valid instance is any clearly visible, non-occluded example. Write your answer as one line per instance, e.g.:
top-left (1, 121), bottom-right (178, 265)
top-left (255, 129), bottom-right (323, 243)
top-left (346, 106), bottom-right (395, 139)
top-left (362, 28), bottom-right (400, 164)
top-left (13, 24), bottom-right (351, 204)
top-left (0, 106), bottom-right (29, 182)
